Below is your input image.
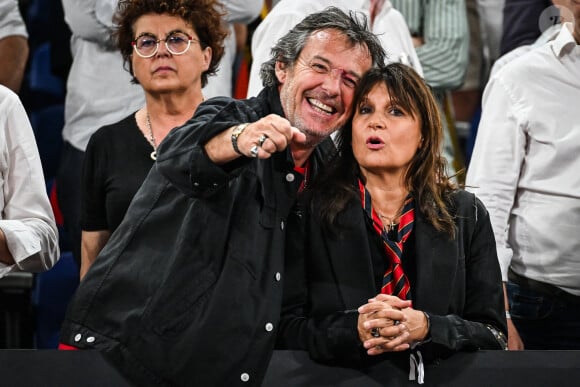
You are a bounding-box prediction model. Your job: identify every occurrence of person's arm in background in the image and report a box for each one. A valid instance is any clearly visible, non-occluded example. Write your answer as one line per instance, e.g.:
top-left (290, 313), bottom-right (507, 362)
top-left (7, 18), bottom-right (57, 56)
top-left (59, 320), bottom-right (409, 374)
top-left (412, 0), bottom-right (469, 90)
top-left (0, 0), bottom-right (29, 93)
top-left (0, 86), bottom-right (59, 276)
top-left (247, 8), bottom-right (303, 97)
top-left (78, 133), bottom-right (111, 280)
top-left (61, 0), bottom-right (117, 47)
top-left (202, 0), bottom-right (261, 99)
top-left (222, 0), bottom-right (262, 24)
top-left (80, 230), bottom-right (110, 279)
top-left (366, 1), bottom-right (424, 76)
top-left (465, 72), bottom-right (526, 350)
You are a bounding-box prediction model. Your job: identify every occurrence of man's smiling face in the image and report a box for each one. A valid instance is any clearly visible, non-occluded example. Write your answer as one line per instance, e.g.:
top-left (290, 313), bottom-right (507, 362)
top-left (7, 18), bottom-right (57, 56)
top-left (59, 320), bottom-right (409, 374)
top-left (275, 29), bottom-right (373, 147)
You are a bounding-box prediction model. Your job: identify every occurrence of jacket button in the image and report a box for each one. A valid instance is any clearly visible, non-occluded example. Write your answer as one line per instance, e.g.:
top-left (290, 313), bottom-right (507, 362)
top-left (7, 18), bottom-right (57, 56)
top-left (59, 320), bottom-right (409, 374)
top-left (240, 373), bottom-right (250, 382)
top-left (285, 173), bottom-right (295, 182)
top-left (280, 221), bottom-right (284, 230)
top-left (275, 272), bottom-right (281, 281)
top-left (74, 334), bottom-right (82, 342)
top-left (86, 336), bottom-right (95, 343)
top-left (265, 322), bottom-right (274, 332)
top-left (193, 182), bottom-right (200, 187)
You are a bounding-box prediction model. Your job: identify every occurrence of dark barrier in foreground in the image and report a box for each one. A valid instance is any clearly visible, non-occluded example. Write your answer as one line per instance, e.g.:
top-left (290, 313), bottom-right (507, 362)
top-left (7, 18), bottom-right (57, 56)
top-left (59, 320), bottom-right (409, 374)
top-left (0, 349), bottom-right (579, 386)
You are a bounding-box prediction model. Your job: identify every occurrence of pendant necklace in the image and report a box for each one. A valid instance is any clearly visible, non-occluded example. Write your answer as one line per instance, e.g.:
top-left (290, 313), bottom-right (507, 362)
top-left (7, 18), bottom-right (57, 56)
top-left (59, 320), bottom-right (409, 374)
top-left (379, 214), bottom-right (398, 233)
top-left (145, 112), bottom-right (157, 160)
top-left (378, 201), bottom-right (405, 233)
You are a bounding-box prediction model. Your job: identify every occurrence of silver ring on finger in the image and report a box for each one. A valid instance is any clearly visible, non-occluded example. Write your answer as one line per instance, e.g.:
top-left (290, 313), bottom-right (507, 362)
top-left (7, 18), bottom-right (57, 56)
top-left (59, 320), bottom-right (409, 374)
top-left (258, 134), bottom-right (268, 147)
top-left (371, 327), bottom-right (380, 338)
top-left (249, 145), bottom-right (259, 158)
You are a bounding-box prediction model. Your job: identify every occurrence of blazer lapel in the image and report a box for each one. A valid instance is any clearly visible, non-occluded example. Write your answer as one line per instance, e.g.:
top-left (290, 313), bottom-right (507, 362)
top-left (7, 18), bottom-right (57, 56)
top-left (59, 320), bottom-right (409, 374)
top-left (413, 209), bottom-right (457, 313)
top-left (323, 202), bottom-right (376, 310)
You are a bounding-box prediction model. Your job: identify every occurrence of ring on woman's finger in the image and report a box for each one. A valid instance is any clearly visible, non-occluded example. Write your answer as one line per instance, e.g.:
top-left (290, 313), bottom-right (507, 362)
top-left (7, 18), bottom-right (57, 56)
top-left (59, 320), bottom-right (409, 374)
top-left (258, 134), bottom-right (268, 147)
top-left (249, 145), bottom-right (259, 158)
top-left (371, 327), bottom-right (380, 338)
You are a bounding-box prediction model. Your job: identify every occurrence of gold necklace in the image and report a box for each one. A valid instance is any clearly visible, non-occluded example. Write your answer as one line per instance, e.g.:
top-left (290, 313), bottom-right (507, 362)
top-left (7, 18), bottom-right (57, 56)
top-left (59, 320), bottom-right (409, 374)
top-left (378, 213), bottom-right (399, 232)
top-left (377, 201), bottom-right (405, 232)
top-left (145, 112), bottom-right (157, 161)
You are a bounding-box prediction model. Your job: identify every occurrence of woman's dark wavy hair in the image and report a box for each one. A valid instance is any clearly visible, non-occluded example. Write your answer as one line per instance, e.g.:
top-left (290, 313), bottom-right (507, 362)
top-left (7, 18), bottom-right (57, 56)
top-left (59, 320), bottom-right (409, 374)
top-left (114, 0), bottom-right (228, 86)
top-left (310, 63), bottom-right (457, 238)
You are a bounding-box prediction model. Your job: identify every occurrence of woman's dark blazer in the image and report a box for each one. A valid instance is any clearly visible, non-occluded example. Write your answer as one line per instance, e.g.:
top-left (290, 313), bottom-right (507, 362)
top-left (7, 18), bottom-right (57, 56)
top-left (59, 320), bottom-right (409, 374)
top-left (278, 189), bottom-right (507, 365)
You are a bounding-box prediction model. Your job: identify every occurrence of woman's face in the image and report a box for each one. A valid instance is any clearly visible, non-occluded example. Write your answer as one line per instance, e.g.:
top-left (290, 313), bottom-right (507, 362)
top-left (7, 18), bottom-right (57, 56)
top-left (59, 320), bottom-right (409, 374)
top-left (131, 13), bottom-right (211, 95)
top-left (351, 82), bottom-right (422, 177)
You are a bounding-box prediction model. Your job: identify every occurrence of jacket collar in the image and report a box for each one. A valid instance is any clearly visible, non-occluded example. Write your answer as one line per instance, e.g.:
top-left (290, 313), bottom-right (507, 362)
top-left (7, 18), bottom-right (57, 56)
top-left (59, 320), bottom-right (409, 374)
top-left (255, 85), bottom-right (285, 117)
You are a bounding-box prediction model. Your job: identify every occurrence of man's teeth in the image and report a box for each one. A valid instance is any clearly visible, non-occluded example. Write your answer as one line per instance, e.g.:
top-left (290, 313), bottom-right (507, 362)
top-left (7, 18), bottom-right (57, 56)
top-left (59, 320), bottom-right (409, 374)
top-left (308, 98), bottom-right (333, 114)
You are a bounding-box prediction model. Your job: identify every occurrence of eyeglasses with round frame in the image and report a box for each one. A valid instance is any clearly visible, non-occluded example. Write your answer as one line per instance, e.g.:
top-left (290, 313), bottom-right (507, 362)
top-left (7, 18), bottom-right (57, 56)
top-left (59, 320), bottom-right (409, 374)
top-left (132, 31), bottom-right (197, 58)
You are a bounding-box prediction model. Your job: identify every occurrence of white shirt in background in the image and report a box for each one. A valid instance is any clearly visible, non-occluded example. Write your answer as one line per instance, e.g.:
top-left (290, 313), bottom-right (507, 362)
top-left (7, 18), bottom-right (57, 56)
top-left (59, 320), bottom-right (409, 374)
top-left (0, 85), bottom-right (59, 277)
top-left (0, 0), bottom-right (28, 40)
top-left (61, 0), bottom-right (145, 152)
top-left (247, 0), bottom-right (422, 98)
top-left (203, 0), bottom-right (262, 99)
top-left (466, 23), bottom-right (580, 296)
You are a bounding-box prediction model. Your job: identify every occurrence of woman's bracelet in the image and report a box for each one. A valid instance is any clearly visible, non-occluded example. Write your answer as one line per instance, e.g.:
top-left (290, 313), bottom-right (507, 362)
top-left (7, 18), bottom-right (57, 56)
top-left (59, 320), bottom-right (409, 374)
top-left (410, 312), bottom-right (432, 349)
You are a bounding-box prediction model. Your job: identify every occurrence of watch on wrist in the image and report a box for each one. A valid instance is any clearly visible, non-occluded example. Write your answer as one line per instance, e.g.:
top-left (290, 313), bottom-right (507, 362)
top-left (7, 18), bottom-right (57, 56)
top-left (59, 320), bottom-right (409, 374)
top-left (231, 123), bottom-right (249, 155)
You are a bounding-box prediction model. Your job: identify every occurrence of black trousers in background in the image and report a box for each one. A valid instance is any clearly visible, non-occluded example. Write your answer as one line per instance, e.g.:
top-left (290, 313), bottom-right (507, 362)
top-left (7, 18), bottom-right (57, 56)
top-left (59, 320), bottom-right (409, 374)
top-left (0, 289), bottom-right (33, 348)
top-left (507, 274), bottom-right (580, 350)
top-left (55, 141), bottom-right (84, 266)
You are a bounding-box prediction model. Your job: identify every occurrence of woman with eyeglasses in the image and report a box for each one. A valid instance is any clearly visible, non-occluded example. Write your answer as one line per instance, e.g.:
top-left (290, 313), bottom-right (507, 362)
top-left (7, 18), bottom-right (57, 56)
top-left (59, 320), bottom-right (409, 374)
top-left (79, 0), bottom-right (227, 278)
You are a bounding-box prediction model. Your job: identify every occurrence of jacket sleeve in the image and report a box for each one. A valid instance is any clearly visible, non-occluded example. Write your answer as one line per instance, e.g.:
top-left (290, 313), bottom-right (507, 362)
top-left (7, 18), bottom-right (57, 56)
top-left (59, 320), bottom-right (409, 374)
top-left (278, 305), bottom-right (364, 365)
top-left (426, 196), bottom-right (507, 352)
top-left (465, 73), bottom-right (524, 281)
top-left (155, 98), bottom-right (258, 198)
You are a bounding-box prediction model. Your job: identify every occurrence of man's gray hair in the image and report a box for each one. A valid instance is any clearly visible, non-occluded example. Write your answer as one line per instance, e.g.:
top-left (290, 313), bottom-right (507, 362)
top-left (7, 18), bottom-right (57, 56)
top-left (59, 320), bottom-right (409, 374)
top-left (259, 6), bottom-right (386, 88)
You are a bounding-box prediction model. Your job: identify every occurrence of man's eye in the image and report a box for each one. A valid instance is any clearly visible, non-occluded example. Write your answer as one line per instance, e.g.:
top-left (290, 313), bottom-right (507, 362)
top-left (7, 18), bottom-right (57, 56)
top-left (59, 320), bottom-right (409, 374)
top-left (310, 63), bottom-right (328, 73)
top-left (342, 77), bottom-right (358, 89)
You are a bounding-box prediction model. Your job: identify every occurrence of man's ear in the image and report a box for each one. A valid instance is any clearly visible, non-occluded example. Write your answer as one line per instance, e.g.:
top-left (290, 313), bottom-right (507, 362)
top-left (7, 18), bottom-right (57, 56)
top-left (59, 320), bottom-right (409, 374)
top-left (275, 61), bottom-right (287, 84)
